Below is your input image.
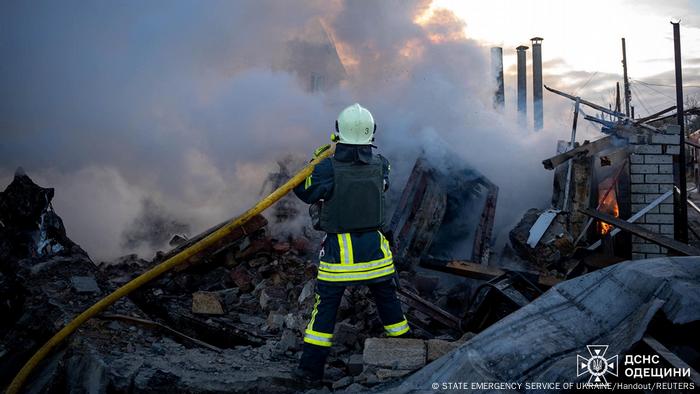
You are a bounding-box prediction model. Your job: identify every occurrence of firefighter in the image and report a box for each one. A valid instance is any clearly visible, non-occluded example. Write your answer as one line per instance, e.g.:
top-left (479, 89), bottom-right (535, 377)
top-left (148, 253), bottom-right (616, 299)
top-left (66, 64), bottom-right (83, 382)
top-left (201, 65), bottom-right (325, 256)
top-left (292, 103), bottom-right (409, 383)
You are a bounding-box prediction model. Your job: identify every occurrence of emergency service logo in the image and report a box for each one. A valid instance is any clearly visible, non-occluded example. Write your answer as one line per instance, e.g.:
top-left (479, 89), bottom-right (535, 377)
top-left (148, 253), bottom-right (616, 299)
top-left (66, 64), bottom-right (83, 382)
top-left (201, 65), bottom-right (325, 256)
top-left (576, 345), bottom-right (619, 383)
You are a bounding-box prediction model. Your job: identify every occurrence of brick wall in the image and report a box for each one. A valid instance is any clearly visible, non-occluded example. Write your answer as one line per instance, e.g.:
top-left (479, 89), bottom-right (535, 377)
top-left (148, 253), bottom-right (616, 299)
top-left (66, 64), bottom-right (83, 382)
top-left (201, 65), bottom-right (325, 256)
top-left (628, 125), bottom-right (680, 259)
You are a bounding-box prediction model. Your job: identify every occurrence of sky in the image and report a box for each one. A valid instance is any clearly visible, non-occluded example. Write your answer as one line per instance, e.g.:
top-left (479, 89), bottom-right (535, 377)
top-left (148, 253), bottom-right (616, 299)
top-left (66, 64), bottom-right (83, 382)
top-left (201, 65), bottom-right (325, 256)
top-left (432, 0), bottom-right (700, 119)
top-left (1, 0), bottom-right (698, 261)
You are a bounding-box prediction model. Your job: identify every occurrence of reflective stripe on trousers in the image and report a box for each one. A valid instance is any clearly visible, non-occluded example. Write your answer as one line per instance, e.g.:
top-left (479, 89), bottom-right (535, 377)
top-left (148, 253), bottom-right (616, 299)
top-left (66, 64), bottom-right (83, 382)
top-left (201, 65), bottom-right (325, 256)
top-left (304, 293), bottom-right (334, 347)
top-left (384, 317), bottom-right (410, 336)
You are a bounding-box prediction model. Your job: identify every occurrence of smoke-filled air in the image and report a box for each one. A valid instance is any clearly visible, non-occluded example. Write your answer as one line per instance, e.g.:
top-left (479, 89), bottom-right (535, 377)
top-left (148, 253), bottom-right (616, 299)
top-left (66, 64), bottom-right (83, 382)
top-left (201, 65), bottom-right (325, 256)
top-left (1, 0), bottom-right (562, 261)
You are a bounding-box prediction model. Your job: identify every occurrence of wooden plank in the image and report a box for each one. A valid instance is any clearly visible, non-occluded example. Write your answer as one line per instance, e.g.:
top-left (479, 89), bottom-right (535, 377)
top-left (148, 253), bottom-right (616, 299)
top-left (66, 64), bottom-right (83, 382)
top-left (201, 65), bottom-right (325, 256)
top-left (472, 183), bottom-right (498, 264)
top-left (685, 139), bottom-right (700, 149)
top-left (396, 287), bottom-right (462, 331)
top-left (388, 158), bottom-right (447, 269)
top-left (542, 136), bottom-right (614, 170)
top-left (421, 259), bottom-right (562, 287)
top-left (580, 208), bottom-right (700, 256)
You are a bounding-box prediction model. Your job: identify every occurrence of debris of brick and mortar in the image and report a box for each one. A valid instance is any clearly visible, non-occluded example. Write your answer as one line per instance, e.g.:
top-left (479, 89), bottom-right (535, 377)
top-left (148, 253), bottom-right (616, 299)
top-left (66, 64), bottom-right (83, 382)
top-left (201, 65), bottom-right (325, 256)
top-left (0, 170), bottom-right (471, 393)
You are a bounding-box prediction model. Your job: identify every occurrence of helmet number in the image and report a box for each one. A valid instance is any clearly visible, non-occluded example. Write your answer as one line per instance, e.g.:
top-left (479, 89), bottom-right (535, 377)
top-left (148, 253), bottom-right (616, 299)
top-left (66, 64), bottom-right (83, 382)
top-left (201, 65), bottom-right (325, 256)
top-left (365, 127), bottom-right (370, 135)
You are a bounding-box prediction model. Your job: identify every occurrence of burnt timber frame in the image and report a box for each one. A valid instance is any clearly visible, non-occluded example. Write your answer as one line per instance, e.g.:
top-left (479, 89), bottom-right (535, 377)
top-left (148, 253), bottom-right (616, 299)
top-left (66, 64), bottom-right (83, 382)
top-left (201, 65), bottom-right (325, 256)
top-left (580, 208), bottom-right (700, 256)
top-left (472, 183), bottom-right (499, 263)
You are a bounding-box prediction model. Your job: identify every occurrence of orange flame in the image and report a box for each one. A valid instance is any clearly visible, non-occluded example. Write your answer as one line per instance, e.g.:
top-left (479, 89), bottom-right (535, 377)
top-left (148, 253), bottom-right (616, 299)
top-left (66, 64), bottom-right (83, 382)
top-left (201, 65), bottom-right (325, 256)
top-left (598, 178), bottom-right (619, 235)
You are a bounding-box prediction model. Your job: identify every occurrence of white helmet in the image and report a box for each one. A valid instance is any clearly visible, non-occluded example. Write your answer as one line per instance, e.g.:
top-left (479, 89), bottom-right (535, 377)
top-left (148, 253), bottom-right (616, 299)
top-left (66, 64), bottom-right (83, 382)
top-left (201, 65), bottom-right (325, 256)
top-left (335, 103), bottom-right (375, 145)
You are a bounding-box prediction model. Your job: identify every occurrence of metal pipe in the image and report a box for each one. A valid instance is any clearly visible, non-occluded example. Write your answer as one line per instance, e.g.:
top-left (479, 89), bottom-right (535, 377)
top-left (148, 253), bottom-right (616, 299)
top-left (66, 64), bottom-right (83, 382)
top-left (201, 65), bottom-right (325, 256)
top-left (490, 47), bottom-right (505, 109)
top-left (516, 45), bottom-right (528, 125)
top-left (531, 37), bottom-right (544, 130)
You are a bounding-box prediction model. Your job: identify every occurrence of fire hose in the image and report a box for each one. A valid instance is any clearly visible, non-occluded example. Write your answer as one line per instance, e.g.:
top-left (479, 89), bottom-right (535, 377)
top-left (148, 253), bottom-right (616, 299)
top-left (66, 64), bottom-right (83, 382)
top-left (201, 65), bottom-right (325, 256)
top-left (6, 147), bottom-right (334, 394)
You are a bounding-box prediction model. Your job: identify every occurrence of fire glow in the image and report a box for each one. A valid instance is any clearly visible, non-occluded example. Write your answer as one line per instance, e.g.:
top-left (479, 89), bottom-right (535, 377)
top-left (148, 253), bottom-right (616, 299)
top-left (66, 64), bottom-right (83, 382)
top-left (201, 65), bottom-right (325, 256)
top-left (597, 177), bottom-right (620, 235)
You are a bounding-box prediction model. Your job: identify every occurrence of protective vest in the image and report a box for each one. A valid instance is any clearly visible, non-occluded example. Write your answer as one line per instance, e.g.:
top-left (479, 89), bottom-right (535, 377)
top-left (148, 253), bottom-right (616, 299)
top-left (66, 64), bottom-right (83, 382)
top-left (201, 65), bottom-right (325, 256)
top-left (319, 156), bottom-right (384, 233)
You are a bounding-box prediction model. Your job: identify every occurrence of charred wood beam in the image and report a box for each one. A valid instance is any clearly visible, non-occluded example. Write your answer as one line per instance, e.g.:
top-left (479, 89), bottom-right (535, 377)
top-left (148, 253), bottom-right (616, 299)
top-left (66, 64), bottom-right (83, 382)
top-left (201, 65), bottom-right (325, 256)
top-left (388, 158), bottom-right (447, 269)
top-left (472, 183), bottom-right (498, 264)
top-left (642, 336), bottom-right (700, 386)
top-left (580, 208), bottom-right (700, 255)
top-left (157, 214), bottom-right (268, 271)
top-left (545, 85), bottom-right (624, 118)
top-left (586, 189), bottom-right (672, 250)
top-left (421, 258), bottom-right (562, 288)
top-left (542, 136), bottom-right (615, 170)
top-left (648, 107), bottom-right (700, 124)
top-left (582, 113), bottom-right (615, 129)
top-left (685, 139), bottom-right (700, 149)
top-left (545, 85), bottom-right (661, 133)
top-left (395, 287), bottom-right (462, 331)
top-left (637, 106), bottom-right (676, 123)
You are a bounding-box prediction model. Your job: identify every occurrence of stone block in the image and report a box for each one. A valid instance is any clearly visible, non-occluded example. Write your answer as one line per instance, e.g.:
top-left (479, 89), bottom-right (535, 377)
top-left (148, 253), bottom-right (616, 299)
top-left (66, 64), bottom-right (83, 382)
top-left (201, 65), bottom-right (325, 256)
top-left (665, 125), bottom-right (680, 134)
top-left (363, 338), bottom-right (426, 370)
top-left (631, 194), bottom-right (646, 203)
top-left (645, 155), bottom-right (672, 164)
top-left (70, 276), bottom-right (101, 294)
top-left (633, 144), bottom-right (662, 154)
top-left (659, 204), bottom-right (674, 214)
top-left (631, 184), bottom-right (658, 194)
top-left (660, 224), bottom-right (674, 235)
top-left (645, 214), bottom-right (673, 224)
top-left (630, 164), bottom-right (658, 174)
top-left (630, 174), bottom-right (645, 183)
top-left (630, 154), bottom-right (645, 164)
top-left (426, 339), bottom-right (461, 362)
top-left (192, 291), bottom-right (224, 315)
top-left (640, 224), bottom-right (659, 233)
top-left (645, 194), bottom-right (663, 203)
top-left (651, 134), bottom-right (680, 145)
top-left (658, 185), bottom-right (673, 195)
top-left (632, 204), bottom-right (658, 214)
top-left (658, 164), bottom-right (673, 174)
top-left (645, 174), bottom-right (674, 184)
top-left (666, 145), bottom-right (680, 155)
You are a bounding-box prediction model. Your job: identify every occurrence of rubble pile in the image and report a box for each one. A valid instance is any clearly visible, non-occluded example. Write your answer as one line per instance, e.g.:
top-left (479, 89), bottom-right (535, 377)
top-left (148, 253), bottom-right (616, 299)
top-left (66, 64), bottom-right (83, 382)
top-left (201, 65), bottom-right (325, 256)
top-left (0, 171), bottom-right (467, 393)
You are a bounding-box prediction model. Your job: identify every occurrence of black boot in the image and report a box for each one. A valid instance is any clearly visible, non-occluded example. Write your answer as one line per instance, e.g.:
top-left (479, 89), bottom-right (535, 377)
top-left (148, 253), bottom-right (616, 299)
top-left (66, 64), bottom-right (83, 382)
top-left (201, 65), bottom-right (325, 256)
top-left (296, 343), bottom-right (329, 386)
top-left (292, 366), bottom-right (323, 387)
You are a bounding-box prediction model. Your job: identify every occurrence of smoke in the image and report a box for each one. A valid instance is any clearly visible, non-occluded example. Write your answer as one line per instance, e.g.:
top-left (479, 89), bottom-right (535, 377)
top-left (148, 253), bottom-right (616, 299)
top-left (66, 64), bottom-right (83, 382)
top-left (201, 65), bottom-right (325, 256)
top-left (1, 0), bottom-right (562, 261)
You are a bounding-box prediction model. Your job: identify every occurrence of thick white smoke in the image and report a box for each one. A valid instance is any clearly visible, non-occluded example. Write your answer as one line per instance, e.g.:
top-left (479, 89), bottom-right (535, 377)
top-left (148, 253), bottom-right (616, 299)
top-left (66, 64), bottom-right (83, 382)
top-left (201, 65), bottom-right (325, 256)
top-left (1, 0), bottom-right (572, 261)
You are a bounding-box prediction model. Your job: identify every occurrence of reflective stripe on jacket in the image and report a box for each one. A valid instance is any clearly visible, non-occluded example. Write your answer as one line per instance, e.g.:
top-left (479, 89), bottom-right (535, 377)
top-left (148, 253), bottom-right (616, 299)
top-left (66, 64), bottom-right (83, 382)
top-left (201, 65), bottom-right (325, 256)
top-left (293, 145), bottom-right (394, 285)
top-left (317, 231), bottom-right (395, 283)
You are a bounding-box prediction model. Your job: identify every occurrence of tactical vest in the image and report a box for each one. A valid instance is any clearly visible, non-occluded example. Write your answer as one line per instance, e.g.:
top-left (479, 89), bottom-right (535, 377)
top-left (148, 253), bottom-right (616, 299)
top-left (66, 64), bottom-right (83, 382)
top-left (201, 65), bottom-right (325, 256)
top-left (319, 156), bottom-right (385, 233)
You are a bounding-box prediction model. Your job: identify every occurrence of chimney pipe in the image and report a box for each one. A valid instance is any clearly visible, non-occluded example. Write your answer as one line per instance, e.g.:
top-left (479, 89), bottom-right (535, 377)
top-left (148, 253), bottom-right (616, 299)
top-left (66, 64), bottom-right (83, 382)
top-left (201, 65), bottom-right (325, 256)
top-left (531, 37), bottom-right (543, 130)
top-left (516, 45), bottom-right (528, 125)
top-left (490, 47), bottom-right (505, 109)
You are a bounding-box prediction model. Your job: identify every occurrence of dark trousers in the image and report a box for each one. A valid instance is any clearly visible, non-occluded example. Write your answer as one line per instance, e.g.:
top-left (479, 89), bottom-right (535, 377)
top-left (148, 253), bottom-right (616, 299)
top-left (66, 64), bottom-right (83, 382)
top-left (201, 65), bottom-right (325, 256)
top-left (298, 278), bottom-right (408, 377)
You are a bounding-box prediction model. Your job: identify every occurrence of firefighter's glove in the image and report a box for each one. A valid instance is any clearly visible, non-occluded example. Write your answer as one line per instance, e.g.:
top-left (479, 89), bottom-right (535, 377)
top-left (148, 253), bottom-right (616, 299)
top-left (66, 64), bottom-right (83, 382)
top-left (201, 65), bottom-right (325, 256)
top-left (313, 144), bottom-right (331, 159)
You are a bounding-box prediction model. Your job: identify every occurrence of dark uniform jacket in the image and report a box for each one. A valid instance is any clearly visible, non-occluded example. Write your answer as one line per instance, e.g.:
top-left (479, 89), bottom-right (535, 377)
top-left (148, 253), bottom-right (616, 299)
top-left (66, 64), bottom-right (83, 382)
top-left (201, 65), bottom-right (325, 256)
top-left (293, 144), bottom-right (395, 285)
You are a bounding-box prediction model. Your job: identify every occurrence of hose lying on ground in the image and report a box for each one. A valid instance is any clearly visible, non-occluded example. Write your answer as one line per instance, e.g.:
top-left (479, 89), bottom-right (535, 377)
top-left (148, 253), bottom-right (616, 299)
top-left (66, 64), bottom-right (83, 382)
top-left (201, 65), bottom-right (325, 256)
top-left (6, 147), bottom-right (334, 394)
